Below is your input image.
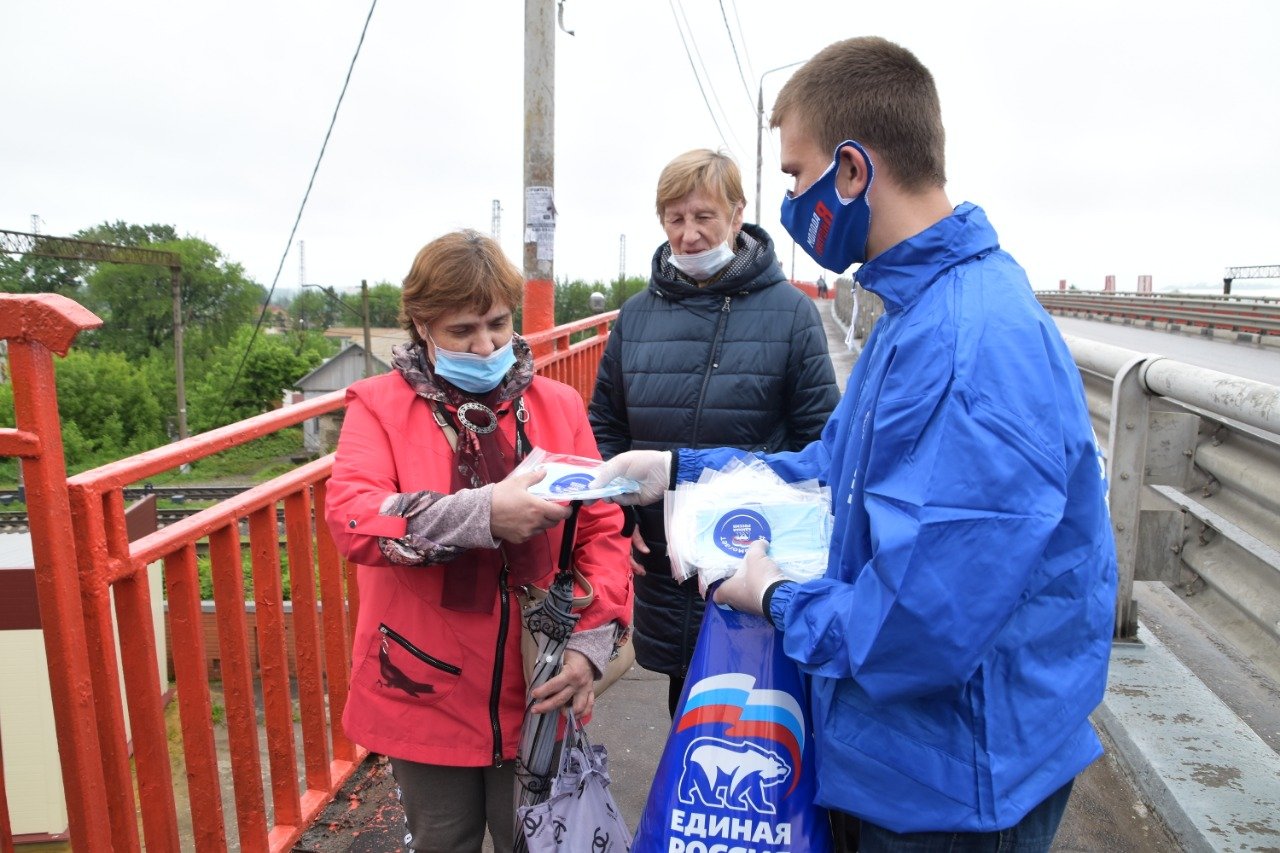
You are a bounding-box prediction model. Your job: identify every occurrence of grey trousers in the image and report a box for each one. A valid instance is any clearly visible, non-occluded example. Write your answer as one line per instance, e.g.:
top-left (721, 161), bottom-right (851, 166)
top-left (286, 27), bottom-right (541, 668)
top-left (390, 757), bottom-right (517, 852)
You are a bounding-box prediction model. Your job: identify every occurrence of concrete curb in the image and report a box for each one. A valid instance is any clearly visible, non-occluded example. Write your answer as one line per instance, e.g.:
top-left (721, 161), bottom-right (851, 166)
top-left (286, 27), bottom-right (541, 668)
top-left (1095, 623), bottom-right (1280, 852)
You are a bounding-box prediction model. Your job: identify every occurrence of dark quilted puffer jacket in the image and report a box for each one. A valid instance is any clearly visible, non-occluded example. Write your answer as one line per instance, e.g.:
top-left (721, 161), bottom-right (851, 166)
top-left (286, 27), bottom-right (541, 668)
top-left (588, 223), bottom-right (840, 678)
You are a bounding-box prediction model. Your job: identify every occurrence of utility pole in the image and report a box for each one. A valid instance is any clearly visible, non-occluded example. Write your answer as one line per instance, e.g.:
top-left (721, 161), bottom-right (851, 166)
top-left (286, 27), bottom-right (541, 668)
top-left (361, 279), bottom-right (374, 378)
top-left (171, 264), bottom-right (188, 439)
top-left (755, 61), bottom-right (804, 225)
top-left (618, 234), bottom-right (626, 284)
top-left (299, 240), bottom-right (306, 287)
top-left (522, 0), bottom-right (556, 349)
top-left (492, 199), bottom-right (502, 242)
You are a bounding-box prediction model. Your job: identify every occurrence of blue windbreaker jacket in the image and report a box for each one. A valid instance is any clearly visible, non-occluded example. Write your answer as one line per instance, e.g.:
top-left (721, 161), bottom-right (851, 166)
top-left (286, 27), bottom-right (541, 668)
top-left (680, 203), bottom-right (1117, 833)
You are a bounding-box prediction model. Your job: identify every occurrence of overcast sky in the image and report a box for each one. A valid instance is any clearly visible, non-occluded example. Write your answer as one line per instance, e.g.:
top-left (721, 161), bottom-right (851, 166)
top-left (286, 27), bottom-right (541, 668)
top-left (4, 1), bottom-right (1279, 302)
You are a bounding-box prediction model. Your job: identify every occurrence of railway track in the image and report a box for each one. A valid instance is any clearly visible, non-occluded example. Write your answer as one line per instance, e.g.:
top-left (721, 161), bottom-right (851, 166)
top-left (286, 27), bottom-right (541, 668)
top-left (0, 487), bottom-right (276, 534)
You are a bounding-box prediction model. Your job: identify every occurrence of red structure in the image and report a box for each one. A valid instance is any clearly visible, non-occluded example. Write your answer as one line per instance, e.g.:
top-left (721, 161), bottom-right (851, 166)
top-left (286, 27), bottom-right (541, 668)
top-left (0, 294), bottom-right (112, 852)
top-left (0, 293), bottom-right (619, 851)
top-left (1105, 275), bottom-right (1116, 293)
top-left (1138, 275), bottom-right (1153, 294)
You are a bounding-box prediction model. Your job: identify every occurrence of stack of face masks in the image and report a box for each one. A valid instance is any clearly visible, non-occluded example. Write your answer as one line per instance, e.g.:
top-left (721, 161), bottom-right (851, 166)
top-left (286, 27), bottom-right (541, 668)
top-left (664, 456), bottom-right (832, 593)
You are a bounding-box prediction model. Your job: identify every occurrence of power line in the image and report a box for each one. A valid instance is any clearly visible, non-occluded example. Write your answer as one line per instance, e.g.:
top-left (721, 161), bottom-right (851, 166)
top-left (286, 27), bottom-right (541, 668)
top-left (728, 0), bottom-right (756, 83)
top-left (718, 0), bottom-right (755, 112)
top-left (214, 0), bottom-right (378, 426)
top-left (674, 0), bottom-right (747, 159)
top-left (667, 0), bottom-right (732, 155)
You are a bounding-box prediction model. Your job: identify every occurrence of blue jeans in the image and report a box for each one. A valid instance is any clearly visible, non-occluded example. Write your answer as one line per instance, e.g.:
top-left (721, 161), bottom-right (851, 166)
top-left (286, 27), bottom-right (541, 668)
top-left (837, 780), bottom-right (1074, 853)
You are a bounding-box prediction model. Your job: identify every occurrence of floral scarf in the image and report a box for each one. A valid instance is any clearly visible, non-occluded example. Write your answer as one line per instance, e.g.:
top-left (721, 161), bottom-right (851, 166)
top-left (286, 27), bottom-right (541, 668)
top-left (381, 335), bottom-right (550, 612)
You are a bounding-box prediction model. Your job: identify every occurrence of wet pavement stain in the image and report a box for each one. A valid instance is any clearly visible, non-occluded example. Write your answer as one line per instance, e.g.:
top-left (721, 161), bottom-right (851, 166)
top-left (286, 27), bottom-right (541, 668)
top-left (1184, 761), bottom-right (1244, 791)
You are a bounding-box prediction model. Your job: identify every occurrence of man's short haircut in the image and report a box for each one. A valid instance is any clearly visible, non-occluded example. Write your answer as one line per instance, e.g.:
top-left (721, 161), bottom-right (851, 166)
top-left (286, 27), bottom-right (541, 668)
top-left (399, 230), bottom-right (524, 345)
top-left (771, 36), bottom-right (946, 191)
top-left (655, 149), bottom-right (746, 219)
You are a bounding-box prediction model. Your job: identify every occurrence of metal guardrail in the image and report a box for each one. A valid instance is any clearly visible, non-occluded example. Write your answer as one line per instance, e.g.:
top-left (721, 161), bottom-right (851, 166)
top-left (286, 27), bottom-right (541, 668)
top-left (833, 287), bottom-right (1278, 671)
top-left (1064, 334), bottom-right (1280, 676)
top-left (1037, 291), bottom-right (1280, 338)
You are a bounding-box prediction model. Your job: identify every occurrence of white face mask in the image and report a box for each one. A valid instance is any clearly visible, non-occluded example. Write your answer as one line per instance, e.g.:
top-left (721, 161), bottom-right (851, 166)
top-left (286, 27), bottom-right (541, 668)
top-left (669, 242), bottom-right (735, 281)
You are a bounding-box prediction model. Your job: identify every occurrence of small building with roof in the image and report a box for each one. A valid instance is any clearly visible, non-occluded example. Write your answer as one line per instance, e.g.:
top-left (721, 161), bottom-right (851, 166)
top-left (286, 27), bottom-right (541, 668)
top-left (292, 342), bottom-right (392, 453)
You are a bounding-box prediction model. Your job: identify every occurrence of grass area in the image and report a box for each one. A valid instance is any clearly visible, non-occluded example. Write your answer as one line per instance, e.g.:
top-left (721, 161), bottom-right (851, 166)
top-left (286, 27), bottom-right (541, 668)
top-left (144, 428), bottom-right (310, 485)
top-left (195, 544), bottom-right (306, 601)
top-left (0, 427), bottom-right (310, 494)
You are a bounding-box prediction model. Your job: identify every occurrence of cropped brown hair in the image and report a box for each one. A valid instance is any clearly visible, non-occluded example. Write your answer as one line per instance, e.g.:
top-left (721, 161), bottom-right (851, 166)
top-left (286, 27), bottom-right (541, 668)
top-left (655, 149), bottom-right (746, 219)
top-left (399, 230), bottom-right (524, 345)
top-left (771, 37), bottom-right (946, 191)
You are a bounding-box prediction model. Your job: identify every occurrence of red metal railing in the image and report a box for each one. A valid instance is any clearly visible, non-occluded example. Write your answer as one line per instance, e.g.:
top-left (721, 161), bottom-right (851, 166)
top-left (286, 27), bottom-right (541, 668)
top-left (1, 293), bottom-right (618, 851)
top-left (65, 394), bottom-right (352, 852)
top-left (0, 294), bottom-right (112, 852)
top-left (523, 310), bottom-right (618, 404)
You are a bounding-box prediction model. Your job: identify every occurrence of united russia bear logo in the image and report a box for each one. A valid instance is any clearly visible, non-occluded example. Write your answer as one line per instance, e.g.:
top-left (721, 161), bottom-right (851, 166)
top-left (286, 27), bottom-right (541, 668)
top-left (672, 672), bottom-right (805, 815)
top-left (678, 737), bottom-right (791, 814)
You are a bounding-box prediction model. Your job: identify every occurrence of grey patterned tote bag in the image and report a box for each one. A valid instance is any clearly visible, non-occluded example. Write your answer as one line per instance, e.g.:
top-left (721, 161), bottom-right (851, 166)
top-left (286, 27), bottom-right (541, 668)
top-left (517, 711), bottom-right (632, 852)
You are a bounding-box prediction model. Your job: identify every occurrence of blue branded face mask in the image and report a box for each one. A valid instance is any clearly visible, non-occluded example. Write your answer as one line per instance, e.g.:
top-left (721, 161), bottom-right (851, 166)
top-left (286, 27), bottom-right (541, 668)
top-left (779, 139), bottom-right (875, 274)
top-left (428, 334), bottom-right (517, 394)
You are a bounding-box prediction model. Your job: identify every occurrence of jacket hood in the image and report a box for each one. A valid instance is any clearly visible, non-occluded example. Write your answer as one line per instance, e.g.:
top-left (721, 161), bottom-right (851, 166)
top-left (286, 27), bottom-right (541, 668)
top-left (855, 202), bottom-right (999, 314)
top-left (648, 222), bottom-right (787, 302)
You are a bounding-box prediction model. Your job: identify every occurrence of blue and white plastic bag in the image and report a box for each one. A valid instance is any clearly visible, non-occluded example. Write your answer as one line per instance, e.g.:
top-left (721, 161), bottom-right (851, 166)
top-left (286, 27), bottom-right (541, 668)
top-left (632, 601), bottom-right (834, 852)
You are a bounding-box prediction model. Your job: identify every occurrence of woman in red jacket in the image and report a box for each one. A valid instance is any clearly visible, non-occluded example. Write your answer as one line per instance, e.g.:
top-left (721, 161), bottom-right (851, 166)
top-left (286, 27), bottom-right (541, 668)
top-left (325, 230), bottom-right (633, 852)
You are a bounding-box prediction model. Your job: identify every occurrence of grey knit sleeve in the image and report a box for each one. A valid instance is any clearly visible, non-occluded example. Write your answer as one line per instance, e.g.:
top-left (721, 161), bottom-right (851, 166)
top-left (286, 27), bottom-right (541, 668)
top-left (377, 484), bottom-right (499, 565)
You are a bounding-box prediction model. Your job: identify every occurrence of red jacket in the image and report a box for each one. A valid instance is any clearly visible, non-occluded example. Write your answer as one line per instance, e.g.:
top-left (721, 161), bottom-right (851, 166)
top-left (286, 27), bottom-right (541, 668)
top-left (325, 371), bottom-right (632, 766)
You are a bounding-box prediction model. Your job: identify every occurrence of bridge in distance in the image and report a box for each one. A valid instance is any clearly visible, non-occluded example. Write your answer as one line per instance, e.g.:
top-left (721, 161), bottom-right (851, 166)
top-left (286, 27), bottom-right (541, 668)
top-left (1052, 314), bottom-right (1280, 384)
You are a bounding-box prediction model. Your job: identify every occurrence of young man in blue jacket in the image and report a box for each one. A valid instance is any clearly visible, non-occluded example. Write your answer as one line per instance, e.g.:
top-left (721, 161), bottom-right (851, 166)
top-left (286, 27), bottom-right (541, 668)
top-left (593, 36), bottom-right (1118, 852)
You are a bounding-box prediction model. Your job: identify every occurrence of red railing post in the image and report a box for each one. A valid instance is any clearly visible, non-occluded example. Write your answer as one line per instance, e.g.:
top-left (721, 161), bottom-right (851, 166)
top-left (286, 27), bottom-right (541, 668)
top-left (0, 294), bottom-right (113, 851)
top-left (69, 487), bottom-right (142, 850)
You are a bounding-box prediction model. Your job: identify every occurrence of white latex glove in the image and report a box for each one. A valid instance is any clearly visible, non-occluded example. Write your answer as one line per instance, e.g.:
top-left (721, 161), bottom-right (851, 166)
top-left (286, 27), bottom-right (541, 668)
top-left (714, 539), bottom-right (786, 615)
top-left (589, 450), bottom-right (671, 506)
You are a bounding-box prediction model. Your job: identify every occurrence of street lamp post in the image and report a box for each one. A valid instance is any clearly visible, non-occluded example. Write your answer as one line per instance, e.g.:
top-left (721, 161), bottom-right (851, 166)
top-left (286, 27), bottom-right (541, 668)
top-left (755, 61), bottom-right (805, 225)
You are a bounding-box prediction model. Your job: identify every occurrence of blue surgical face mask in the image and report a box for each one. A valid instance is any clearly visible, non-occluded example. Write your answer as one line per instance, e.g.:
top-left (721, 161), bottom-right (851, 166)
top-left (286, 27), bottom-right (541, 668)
top-left (779, 139), bottom-right (875, 273)
top-left (429, 335), bottom-right (517, 394)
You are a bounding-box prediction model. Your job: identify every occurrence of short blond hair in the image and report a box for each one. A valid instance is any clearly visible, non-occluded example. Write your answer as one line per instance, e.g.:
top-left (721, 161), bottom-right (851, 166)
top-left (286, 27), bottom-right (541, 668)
top-left (399, 230), bottom-right (524, 345)
top-left (771, 37), bottom-right (946, 191)
top-left (654, 149), bottom-right (746, 219)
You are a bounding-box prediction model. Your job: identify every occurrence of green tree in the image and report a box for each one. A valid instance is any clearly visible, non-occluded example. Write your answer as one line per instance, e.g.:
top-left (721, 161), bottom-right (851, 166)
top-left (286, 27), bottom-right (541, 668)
top-left (552, 276), bottom-right (647, 325)
top-left (188, 327), bottom-right (329, 431)
top-left (288, 288), bottom-right (343, 331)
top-left (0, 253), bottom-right (84, 296)
top-left (363, 282), bottom-right (402, 327)
top-left (84, 236), bottom-right (264, 361)
top-left (53, 349), bottom-right (168, 464)
top-left (0, 221), bottom-right (178, 297)
top-left (77, 221), bottom-right (178, 246)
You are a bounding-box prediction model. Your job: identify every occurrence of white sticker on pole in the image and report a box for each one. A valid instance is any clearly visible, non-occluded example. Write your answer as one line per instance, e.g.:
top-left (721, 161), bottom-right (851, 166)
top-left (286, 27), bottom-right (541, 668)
top-left (525, 186), bottom-right (556, 261)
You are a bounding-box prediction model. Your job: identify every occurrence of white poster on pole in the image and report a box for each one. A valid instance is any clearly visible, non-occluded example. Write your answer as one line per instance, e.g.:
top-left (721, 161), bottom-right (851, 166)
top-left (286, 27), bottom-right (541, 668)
top-left (525, 186), bottom-right (556, 262)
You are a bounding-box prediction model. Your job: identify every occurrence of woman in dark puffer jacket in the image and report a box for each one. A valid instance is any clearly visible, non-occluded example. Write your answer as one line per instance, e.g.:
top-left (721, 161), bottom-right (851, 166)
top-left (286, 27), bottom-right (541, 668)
top-left (589, 149), bottom-right (839, 715)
